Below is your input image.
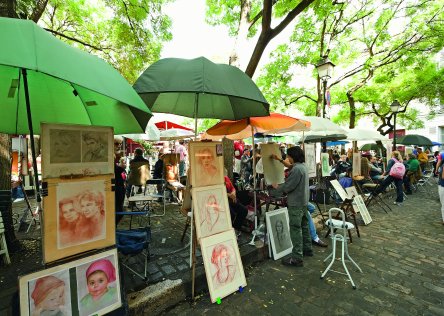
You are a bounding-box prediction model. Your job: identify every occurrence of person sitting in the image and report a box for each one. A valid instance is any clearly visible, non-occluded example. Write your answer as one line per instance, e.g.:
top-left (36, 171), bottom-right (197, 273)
top-left (240, 148), bottom-right (253, 185)
top-left (127, 148), bottom-right (150, 196)
top-left (114, 157), bottom-right (127, 224)
top-left (153, 152), bottom-right (165, 199)
top-left (307, 202), bottom-right (327, 247)
top-left (368, 155), bottom-right (383, 182)
top-left (416, 147), bottom-right (428, 172)
top-left (224, 171), bottom-right (248, 237)
top-left (404, 154), bottom-right (420, 194)
top-left (334, 155), bottom-right (351, 179)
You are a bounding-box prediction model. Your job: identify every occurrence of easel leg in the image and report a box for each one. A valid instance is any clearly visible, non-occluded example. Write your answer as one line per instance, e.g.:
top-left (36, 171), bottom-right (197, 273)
top-left (191, 225), bottom-right (197, 301)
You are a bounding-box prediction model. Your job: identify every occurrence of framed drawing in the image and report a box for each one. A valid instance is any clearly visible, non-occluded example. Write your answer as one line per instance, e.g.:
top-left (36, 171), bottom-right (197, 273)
top-left (41, 123), bottom-right (114, 178)
top-left (42, 175), bottom-right (115, 263)
top-left (353, 195), bottom-right (372, 225)
top-left (345, 186), bottom-right (359, 199)
top-left (261, 143), bottom-right (284, 185)
top-left (189, 141), bottom-right (224, 188)
top-left (321, 153), bottom-right (330, 177)
top-left (330, 179), bottom-right (349, 201)
top-left (200, 229), bottom-right (247, 303)
top-left (19, 249), bottom-right (121, 316)
top-left (304, 144), bottom-right (316, 178)
top-left (76, 250), bottom-right (121, 316)
top-left (192, 184), bottom-right (232, 239)
top-left (352, 153), bottom-right (361, 177)
top-left (265, 207), bottom-right (293, 260)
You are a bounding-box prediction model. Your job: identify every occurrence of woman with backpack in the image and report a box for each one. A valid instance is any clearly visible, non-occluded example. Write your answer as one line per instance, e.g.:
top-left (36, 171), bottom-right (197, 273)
top-left (372, 151), bottom-right (405, 205)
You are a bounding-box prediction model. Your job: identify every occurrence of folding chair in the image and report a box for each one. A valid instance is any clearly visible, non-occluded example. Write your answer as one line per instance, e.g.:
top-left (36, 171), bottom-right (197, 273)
top-left (0, 211), bottom-right (11, 265)
top-left (321, 208), bottom-right (362, 289)
top-left (116, 227), bottom-right (151, 281)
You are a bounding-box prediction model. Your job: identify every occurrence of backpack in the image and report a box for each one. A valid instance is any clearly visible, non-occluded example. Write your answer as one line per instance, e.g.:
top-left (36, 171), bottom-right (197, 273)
top-left (389, 158), bottom-right (405, 179)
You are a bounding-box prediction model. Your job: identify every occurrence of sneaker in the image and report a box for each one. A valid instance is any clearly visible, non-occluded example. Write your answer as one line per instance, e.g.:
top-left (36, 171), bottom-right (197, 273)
top-left (393, 201), bottom-right (403, 206)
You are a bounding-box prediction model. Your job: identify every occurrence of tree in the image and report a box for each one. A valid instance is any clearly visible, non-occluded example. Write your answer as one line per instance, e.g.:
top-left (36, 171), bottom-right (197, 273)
top-left (0, 0), bottom-right (173, 251)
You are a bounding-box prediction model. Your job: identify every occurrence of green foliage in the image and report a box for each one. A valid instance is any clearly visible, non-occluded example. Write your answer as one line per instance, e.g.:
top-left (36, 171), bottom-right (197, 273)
top-left (181, 118), bottom-right (219, 134)
top-left (135, 140), bottom-right (156, 156)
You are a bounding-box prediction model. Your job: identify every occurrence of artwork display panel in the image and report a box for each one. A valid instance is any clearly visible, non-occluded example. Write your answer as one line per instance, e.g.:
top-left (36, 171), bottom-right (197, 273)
top-left (19, 249), bottom-right (121, 316)
top-left (200, 229), bottom-right (247, 303)
top-left (345, 186), bottom-right (359, 199)
top-left (353, 195), bottom-right (373, 225)
top-left (42, 175), bottom-right (115, 263)
top-left (330, 179), bottom-right (349, 201)
top-left (192, 184), bottom-right (232, 240)
top-left (189, 142), bottom-right (224, 188)
top-left (265, 207), bottom-right (293, 260)
top-left (261, 143), bottom-right (284, 185)
top-left (321, 153), bottom-right (330, 177)
top-left (41, 123), bottom-right (114, 178)
top-left (352, 153), bottom-right (361, 177)
top-left (304, 144), bottom-right (316, 178)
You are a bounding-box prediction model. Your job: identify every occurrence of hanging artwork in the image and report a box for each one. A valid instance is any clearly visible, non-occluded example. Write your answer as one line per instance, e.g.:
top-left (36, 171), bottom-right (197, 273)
top-left (192, 184), bottom-right (232, 239)
top-left (41, 123), bottom-right (114, 178)
top-left (321, 153), bottom-right (330, 177)
top-left (352, 153), bottom-right (361, 177)
top-left (19, 249), bottom-right (121, 316)
top-left (42, 175), bottom-right (115, 263)
top-left (200, 229), bottom-right (247, 303)
top-left (189, 142), bottom-right (224, 187)
top-left (261, 143), bottom-right (284, 185)
top-left (304, 144), bottom-right (316, 178)
top-left (266, 207), bottom-right (293, 260)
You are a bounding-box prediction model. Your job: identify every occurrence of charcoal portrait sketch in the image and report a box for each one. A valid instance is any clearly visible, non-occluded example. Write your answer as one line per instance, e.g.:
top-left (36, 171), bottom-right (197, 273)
top-left (192, 185), bottom-right (231, 239)
top-left (57, 180), bottom-right (106, 249)
top-left (50, 129), bottom-right (81, 164)
top-left (266, 208), bottom-right (293, 260)
top-left (82, 132), bottom-right (108, 162)
top-left (200, 230), bottom-right (247, 303)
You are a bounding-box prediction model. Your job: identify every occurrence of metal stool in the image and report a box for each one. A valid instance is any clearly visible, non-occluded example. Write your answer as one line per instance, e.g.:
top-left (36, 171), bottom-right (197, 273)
top-left (321, 208), bottom-right (362, 289)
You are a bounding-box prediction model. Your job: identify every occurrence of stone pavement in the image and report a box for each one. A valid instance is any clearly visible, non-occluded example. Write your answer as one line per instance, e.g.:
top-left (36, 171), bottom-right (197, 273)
top-left (164, 179), bottom-right (444, 315)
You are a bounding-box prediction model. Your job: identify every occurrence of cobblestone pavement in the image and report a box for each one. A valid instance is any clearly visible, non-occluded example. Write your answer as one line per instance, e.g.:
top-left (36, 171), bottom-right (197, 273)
top-left (164, 180), bottom-right (444, 315)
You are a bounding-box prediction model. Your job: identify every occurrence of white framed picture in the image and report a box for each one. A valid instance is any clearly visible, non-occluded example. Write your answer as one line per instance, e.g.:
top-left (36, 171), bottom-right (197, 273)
top-left (353, 195), bottom-right (372, 225)
top-left (304, 144), bottom-right (316, 178)
top-left (19, 249), bottom-right (121, 316)
top-left (192, 184), bottom-right (232, 239)
top-left (265, 207), bottom-right (293, 260)
top-left (189, 141), bottom-right (224, 188)
top-left (200, 229), bottom-right (247, 303)
top-left (41, 123), bottom-right (114, 178)
top-left (321, 153), bottom-right (330, 177)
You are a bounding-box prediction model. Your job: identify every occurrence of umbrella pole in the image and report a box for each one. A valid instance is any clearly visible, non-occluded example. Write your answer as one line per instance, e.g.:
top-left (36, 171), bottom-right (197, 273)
top-left (251, 125), bottom-right (257, 230)
top-left (194, 94), bottom-right (198, 139)
top-left (22, 69), bottom-right (41, 204)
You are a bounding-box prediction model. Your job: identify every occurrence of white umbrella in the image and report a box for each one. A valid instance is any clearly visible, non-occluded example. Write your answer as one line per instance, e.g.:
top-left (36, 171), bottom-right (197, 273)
top-left (120, 121), bottom-right (160, 141)
top-left (346, 128), bottom-right (388, 142)
top-left (160, 128), bottom-right (195, 141)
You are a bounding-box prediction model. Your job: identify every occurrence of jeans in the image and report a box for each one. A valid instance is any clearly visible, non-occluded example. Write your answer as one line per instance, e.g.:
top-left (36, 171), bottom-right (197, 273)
top-left (307, 202), bottom-right (318, 241)
top-left (179, 160), bottom-right (186, 177)
top-left (375, 175), bottom-right (404, 203)
top-left (287, 206), bottom-right (312, 260)
top-left (439, 185), bottom-right (444, 222)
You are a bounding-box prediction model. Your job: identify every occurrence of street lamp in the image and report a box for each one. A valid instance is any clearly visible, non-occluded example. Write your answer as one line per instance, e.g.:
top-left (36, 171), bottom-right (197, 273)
top-left (316, 58), bottom-right (335, 118)
top-left (390, 100), bottom-right (401, 151)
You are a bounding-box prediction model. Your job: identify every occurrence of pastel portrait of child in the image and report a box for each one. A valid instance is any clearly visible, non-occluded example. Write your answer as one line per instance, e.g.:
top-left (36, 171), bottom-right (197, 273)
top-left (30, 274), bottom-right (70, 316)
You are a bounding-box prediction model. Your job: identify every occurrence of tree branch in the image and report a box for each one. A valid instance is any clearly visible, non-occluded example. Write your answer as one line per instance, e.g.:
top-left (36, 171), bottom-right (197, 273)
top-left (44, 28), bottom-right (112, 51)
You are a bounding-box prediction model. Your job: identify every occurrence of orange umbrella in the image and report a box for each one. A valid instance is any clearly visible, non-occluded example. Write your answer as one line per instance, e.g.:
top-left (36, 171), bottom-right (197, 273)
top-left (206, 113), bottom-right (310, 140)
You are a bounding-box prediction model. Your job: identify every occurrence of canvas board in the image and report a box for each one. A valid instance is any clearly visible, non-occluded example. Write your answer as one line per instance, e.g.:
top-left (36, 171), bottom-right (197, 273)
top-left (353, 195), bottom-right (372, 225)
top-left (19, 249), bottom-right (121, 316)
top-left (304, 144), bottom-right (316, 178)
top-left (352, 153), bottom-right (361, 177)
top-left (345, 186), bottom-right (359, 199)
top-left (200, 229), bottom-right (247, 303)
top-left (265, 207), bottom-right (293, 260)
top-left (189, 142), bottom-right (224, 188)
top-left (261, 143), bottom-right (284, 185)
top-left (321, 153), bottom-right (330, 177)
top-left (192, 184), bottom-right (232, 239)
top-left (163, 153), bottom-right (180, 182)
top-left (42, 175), bottom-right (115, 263)
top-left (330, 179), bottom-right (349, 201)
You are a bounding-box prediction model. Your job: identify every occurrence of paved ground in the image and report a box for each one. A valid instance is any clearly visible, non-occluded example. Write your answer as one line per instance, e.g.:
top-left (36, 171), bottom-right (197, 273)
top-left (163, 179), bottom-right (444, 315)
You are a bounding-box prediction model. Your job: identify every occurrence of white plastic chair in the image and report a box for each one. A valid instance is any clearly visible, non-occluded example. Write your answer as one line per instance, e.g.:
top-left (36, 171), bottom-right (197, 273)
top-left (321, 207), bottom-right (362, 289)
top-left (0, 212), bottom-right (11, 265)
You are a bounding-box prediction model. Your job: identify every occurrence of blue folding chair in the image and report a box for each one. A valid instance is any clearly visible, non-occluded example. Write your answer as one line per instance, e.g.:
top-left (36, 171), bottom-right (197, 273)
top-left (116, 227), bottom-right (151, 281)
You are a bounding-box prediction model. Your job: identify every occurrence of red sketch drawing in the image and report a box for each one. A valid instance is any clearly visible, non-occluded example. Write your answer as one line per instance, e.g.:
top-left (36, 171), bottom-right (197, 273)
top-left (210, 243), bottom-right (237, 289)
top-left (57, 182), bottom-right (106, 249)
top-left (195, 147), bottom-right (219, 186)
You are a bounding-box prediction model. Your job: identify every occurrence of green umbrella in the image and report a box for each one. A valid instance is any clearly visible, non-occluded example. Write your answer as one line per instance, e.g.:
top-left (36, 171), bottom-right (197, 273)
top-left (0, 17), bottom-right (152, 201)
top-left (301, 134), bottom-right (347, 144)
top-left (396, 134), bottom-right (433, 146)
top-left (360, 143), bottom-right (381, 151)
top-left (133, 57), bottom-right (270, 124)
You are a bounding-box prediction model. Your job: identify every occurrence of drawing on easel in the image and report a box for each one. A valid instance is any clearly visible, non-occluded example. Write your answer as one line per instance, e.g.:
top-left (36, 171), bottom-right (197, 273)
top-left (189, 142), bottom-right (224, 187)
top-left (304, 144), bottom-right (316, 178)
top-left (266, 207), bottom-right (293, 260)
top-left (261, 143), bottom-right (284, 185)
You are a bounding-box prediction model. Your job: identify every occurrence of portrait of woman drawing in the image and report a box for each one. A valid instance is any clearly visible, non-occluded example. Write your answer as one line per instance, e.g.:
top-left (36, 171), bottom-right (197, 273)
top-left (210, 243), bottom-right (237, 289)
top-left (190, 143), bottom-right (224, 187)
top-left (58, 197), bottom-right (81, 248)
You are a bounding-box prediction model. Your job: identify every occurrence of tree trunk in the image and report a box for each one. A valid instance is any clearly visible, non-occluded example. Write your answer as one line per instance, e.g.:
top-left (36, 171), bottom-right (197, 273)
top-left (229, 0), bottom-right (252, 67)
top-left (346, 91), bottom-right (356, 128)
top-left (222, 138), bottom-right (234, 182)
top-left (0, 133), bottom-right (20, 251)
top-left (0, 0), bottom-right (17, 18)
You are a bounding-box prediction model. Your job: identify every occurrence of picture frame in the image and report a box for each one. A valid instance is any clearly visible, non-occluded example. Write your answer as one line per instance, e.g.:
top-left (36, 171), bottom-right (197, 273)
top-left (330, 179), bottom-right (349, 201)
top-left (192, 184), bottom-right (232, 239)
top-left (189, 141), bottom-right (224, 188)
top-left (42, 175), bottom-right (115, 263)
top-left (345, 186), bottom-right (359, 199)
top-left (41, 123), bottom-right (114, 179)
top-left (19, 249), bottom-right (121, 316)
top-left (352, 153), bottom-right (361, 177)
top-left (265, 207), bottom-right (293, 260)
top-left (200, 229), bottom-right (247, 303)
top-left (352, 195), bottom-right (372, 225)
top-left (304, 144), bottom-right (316, 178)
top-left (261, 143), bottom-right (284, 185)
top-left (321, 153), bottom-right (330, 177)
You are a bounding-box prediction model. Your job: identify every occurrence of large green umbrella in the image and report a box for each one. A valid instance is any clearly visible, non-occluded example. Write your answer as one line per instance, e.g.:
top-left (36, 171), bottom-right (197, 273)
top-left (0, 17), bottom-right (152, 201)
top-left (360, 143), bottom-right (381, 151)
top-left (133, 57), bottom-right (270, 126)
top-left (397, 134), bottom-right (433, 146)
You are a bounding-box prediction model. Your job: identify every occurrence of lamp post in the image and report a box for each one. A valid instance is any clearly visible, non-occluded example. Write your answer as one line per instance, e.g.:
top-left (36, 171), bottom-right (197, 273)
top-left (316, 58), bottom-right (335, 152)
top-left (390, 100), bottom-right (400, 151)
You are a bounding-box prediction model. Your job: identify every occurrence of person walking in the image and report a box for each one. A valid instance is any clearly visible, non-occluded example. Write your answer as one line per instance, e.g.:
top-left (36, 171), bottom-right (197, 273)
top-left (270, 146), bottom-right (312, 267)
top-left (438, 152), bottom-right (444, 225)
top-left (176, 140), bottom-right (188, 177)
